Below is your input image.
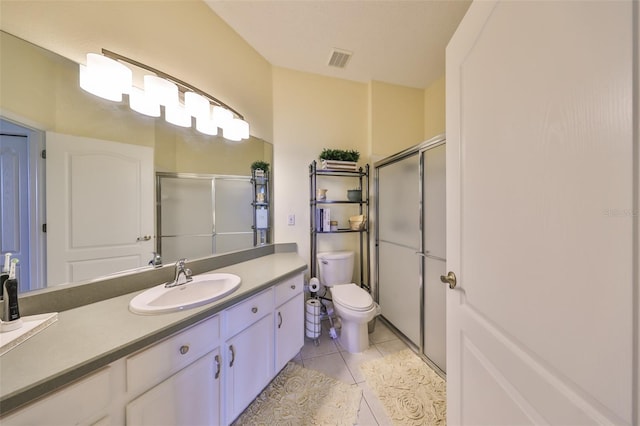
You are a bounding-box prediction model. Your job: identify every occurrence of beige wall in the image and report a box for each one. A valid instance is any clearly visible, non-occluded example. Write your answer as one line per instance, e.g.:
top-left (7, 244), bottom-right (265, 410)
top-left (0, 0), bottom-right (273, 141)
top-left (424, 75), bottom-right (446, 140)
top-left (369, 80), bottom-right (425, 158)
top-left (272, 67), bottom-right (369, 275)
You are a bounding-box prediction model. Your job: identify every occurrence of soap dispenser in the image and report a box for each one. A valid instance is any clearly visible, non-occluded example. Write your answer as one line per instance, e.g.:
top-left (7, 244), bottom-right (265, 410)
top-left (1, 258), bottom-right (22, 332)
top-left (0, 253), bottom-right (10, 302)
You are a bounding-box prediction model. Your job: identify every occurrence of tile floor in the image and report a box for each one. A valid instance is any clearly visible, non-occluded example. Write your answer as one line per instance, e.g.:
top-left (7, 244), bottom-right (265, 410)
top-left (291, 319), bottom-right (410, 426)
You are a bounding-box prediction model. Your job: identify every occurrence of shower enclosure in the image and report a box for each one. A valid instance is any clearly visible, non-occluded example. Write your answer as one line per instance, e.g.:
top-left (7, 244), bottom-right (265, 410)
top-left (375, 135), bottom-right (446, 374)
top-left (156, 173), bottom-right (254, 264)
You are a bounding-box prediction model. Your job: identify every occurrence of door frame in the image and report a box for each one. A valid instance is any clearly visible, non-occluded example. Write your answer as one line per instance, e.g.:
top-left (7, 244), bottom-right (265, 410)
top-left (374, 133), bottom-right (446, 375)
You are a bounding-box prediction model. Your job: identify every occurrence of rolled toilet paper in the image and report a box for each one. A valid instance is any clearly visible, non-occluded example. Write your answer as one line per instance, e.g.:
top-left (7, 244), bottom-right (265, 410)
top-left (305, 299), bottom-right (322, 339)
top-left (309, 277), bottom-right (320, 293)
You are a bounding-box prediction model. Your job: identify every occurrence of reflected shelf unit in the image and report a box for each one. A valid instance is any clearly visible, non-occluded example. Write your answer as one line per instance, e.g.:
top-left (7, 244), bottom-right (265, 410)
top-left (309, 160), bottom-right (370, 292)
top-left (251, 169), bottom-right (270, 246)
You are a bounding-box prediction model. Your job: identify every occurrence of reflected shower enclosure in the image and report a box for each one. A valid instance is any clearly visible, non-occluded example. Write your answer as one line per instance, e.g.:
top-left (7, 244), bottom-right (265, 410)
top-left (156, 173), bottom-right (254, 264)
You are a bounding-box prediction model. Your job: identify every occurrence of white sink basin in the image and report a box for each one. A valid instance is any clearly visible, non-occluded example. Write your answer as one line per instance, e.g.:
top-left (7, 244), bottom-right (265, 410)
top-left (129, 272), bottom-right (241, 314)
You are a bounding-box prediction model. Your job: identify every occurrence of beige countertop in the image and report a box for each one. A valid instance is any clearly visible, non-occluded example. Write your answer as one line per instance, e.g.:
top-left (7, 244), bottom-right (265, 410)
top-left (0, 251), bottom-right (307, 415)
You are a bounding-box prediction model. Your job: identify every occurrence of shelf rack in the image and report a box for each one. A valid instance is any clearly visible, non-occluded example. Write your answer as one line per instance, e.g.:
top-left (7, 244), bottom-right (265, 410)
top-left (251, 169), bottom-right (270, 246)
top-left (309, 160), bottom-right (370, 292)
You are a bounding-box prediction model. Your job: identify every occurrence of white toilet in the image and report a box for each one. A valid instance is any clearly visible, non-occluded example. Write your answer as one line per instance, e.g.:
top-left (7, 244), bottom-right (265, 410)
top-left (317, 251), bottom-right (380, 353)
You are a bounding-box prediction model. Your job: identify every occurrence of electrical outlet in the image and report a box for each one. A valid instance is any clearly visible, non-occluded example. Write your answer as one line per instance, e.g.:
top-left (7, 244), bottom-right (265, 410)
top-left (287, 214), bottom-right (295, 226)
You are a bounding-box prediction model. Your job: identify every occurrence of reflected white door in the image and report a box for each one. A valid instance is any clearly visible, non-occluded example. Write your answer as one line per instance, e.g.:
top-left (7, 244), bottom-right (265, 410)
top-left (46, 132), bottom-right (154, 286)
top-left (0, 132), bottom-right (31, 290)
top-left (446, 1), bottom-right (635, 424)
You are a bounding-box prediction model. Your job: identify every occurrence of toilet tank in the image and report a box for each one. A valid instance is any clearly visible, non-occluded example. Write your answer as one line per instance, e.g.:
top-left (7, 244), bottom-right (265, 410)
top-left (317, 251), bottom-right (354, 286)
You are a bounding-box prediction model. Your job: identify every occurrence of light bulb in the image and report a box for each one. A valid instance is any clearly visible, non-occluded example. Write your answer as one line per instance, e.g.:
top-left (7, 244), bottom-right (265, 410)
top-left (165, 104), bottom-right (191, 127)
top-left (144, 75), bottom-right (178, 107)
top-left (79, 53), bottom-right (132, 102)
top-left (129, 87), bottom-right (160, 117)
top-left (196, 116), bottom-right (218, 136)
top-left (212, 106), bottom-right (233, 128)
top-left (184, 92), bottom-right (210, 118)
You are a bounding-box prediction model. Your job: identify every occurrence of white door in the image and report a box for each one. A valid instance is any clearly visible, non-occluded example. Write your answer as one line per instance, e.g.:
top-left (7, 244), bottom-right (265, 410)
top-left (225, 314), bottom-right (274, 424)
top-left (126, 350), bottom-right (220, 426)
top-left (0, 119), bottom-right (45, 292)
top-left (446, 1), bottom-right (635, 425)
top-left (275, 292), bottom-right (304, 372)
top-left (46, 132), bottom-right (154, 286)
top-left (0, 132), bottom-right (31, 290)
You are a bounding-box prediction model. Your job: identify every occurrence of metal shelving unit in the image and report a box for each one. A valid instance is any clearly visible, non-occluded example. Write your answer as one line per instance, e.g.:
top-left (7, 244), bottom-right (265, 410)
top-left (309, 160), bottom-right (370, 292)
top-left (251, 169), bottom-right (270, 246)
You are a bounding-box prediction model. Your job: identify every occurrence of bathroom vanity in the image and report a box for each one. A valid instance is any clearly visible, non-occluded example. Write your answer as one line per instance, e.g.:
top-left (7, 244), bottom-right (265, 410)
top-left (0, 248), bottom-right (306, 425)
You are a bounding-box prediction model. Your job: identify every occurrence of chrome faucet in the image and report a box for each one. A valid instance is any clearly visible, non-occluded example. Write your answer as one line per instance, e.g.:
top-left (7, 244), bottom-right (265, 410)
top-left (165, 258), bottom-right (192, 288)
top-left (148, 252), bottom-right (162, 268)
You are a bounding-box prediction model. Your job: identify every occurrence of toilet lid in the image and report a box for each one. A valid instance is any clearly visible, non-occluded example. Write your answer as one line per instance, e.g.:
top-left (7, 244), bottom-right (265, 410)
top-left (331, 284), bottom-right (374, 311)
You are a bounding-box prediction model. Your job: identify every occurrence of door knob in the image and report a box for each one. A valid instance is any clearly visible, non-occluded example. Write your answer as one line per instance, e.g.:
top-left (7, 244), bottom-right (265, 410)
top-left (440, 271), bottom-right (457, 289)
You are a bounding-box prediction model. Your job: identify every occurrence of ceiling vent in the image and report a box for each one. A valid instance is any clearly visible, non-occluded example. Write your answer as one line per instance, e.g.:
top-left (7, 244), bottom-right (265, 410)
top-left (328, 48), bottom-right (353, 69)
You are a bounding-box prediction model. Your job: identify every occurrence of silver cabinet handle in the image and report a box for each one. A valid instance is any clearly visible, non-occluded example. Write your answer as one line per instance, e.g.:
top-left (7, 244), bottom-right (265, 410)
top-left (290, 284), bottom-right (296, 290)
top-left (214, 354), bottom-right (221, 379)
top-left (278, 311), bottom-right (283, 329)
top-left (440, 271), bottom-right (457, 289)
top-left (251, 307), bottom-right (258, 314)
top-left (137, 235), bottom-right (152, 242)
top-left (229, 345), bottom-right (235, 367)
top-left (179, 345), bottom-right (189, 355)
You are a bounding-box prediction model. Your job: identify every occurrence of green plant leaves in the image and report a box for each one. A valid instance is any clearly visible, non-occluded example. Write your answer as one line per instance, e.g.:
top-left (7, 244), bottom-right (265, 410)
top-left (319, 149), bottom-right (360, 162)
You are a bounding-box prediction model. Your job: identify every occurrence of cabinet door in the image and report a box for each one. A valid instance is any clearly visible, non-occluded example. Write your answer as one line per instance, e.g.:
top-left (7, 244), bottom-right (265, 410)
top-left (225, 314), bottom-right (274, 424)
top-left (2, 368), bottom-right (111, 426)
top-left (126, 349), bottom-right (221, 426)
top-left (275, 292), bottom-right (304, 372)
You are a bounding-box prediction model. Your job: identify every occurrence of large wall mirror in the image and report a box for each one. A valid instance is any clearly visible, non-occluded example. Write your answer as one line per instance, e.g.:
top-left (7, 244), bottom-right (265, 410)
top-left (0, 31), bottom-right (273, 294)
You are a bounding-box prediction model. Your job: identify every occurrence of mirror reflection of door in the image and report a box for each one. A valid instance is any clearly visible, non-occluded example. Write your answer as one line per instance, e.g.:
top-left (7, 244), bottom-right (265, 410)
top-left (46, 132), bottom-right (154, 286)
top-left (0, 119), bottom-right (45, 292)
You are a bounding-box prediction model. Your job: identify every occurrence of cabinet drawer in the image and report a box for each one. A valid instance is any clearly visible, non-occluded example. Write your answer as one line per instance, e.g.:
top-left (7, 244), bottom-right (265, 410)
top-left (275, 273), bottom-right (304, 307)
top-left (3, 367), bottom-right (111, 425)
top-left (126, 315), bottom-right (219, 396)
top-left (225, 288), bottom-right (274, 338)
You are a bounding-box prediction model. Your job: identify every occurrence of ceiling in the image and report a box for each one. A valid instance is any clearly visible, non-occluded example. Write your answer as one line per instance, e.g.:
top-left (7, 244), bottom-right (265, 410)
top-left (206, 0), bottom-right (472, 89)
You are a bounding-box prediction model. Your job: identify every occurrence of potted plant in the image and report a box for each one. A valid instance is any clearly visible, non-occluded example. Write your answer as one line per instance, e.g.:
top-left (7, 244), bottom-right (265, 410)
top-left (250, 161), bottom-right (270, 173)
top-left (251, 161), bottom-right (269, 180)
top-left (319, 149), bottom-right (360, 170)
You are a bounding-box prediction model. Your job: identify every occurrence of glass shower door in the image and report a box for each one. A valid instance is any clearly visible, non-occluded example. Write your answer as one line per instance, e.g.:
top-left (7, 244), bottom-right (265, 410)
top-left (422, 143), bottom-right (446, 372)
top-left (377, 152), bottom-right (421, 346)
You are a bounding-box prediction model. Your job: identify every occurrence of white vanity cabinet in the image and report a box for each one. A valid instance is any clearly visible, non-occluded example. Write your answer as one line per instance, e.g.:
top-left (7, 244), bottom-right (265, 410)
top-left (274, 274), bottom-right (304, 372)
top-left (223, 288), bottom-right (275, 424)
top-left (2, 271), bottom-right (306, 426)
top-left (1, 367), bottom-right (112, 426)
top-left (125, 315), bottom-right (221, 426)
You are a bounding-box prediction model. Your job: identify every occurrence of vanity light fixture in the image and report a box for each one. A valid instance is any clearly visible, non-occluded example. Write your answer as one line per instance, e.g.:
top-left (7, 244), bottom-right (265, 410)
top-left (79, 53), bottom-right (132, 102)
top-left (79, 50), bottom-right (250, 141)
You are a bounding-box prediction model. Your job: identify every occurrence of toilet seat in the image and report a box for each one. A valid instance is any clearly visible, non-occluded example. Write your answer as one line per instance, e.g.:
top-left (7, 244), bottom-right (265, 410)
top-left (331, 284), bottom-right (374, 312)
